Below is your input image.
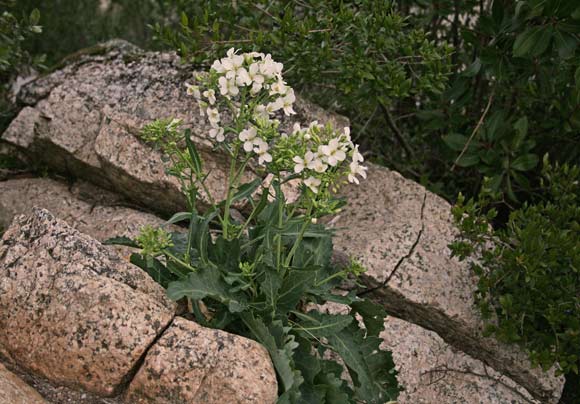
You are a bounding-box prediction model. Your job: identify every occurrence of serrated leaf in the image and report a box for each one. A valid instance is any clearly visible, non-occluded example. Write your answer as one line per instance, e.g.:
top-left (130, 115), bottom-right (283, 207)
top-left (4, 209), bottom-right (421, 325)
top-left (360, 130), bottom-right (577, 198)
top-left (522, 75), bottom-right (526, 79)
top-left (166, 268), bottom-right (245, 311)
top-left (328, 321), bottom-right (399, 403)
top-left (130, 254), bottom-right (178, 288)
top-left (293, 311), bottom-right (353, 338)
top-left (277, 270), bottom-right (317, 313)
top-left (351, 299), bottom-right (387, 336)
top-left (241, 313), bottom-right (303, 393)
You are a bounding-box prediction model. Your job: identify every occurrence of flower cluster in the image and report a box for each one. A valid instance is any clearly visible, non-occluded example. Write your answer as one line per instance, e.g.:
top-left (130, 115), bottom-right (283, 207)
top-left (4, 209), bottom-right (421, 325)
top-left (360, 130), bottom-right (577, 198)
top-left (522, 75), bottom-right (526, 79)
top-left (185, 48), bottom-right (367, 197)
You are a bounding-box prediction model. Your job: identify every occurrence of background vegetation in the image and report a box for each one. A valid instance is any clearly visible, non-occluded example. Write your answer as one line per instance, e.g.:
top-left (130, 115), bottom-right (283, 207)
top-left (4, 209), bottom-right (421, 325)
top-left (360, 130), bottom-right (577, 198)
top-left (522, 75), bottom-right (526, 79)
top-left (1, 0), bottom-right (579, 401)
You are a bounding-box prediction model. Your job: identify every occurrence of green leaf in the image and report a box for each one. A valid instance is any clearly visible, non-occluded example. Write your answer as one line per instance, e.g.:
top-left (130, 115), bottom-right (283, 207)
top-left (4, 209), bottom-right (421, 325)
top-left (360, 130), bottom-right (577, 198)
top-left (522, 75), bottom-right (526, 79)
top-left (180, 11), bottom-right (189, 27)
top-left (130, 254), bottom-right (178, 288)
top-left (167, 268), bottom-right (246, 311)
top-left (164, 211), bottom-right (191, 225)
top-left (350, 299), bottom-right (387, 336)
top-left (277, 270), bottom-right (317, 313)
top-left (531, 26), bottom-right (553, 57)
top-left (513, 27), bottom-right (542, 57)
top-left (185, 129), bottom-right (203, 174)
top-left (554, 30), bottom-right (578, 59)
top-left (512, 154), bottom-right (539, 171)
top-left (463, 58), bottom-right (482, 77)
top-left (231, 178), bottom-right (262, 204)
top-left (30, 9), bottom-right (40, 25)
top-left (327, 323), bottom-right (398, 403)
top-left (456, 153), bottom-right (480, 167)
top-left (103, 236), bottom-right (139, 248)
top-left (443, 133), bottom-right (468, 152)
top-left (241, 313), bottom-right (303, 393)
top-left (293, 311), bottom-right (353, 338)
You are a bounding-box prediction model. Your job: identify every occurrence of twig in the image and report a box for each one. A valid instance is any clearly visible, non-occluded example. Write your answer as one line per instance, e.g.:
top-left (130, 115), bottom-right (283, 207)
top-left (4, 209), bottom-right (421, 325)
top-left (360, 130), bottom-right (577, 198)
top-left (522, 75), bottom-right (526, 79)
top-left (451, 88), bottom-right (495, 171)
top-left (378, 100), bottom-right (415, 158)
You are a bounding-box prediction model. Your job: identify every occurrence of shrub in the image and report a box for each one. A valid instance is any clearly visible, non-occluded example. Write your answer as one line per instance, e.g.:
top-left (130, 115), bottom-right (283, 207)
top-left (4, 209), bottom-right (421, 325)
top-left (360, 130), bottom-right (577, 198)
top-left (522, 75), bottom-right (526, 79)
top-left (0, 1), bottom-right (43, 130)
top-left (109, 49), bottom-right (400, 403)
top-left (450, 156), bottom-right (580, 375)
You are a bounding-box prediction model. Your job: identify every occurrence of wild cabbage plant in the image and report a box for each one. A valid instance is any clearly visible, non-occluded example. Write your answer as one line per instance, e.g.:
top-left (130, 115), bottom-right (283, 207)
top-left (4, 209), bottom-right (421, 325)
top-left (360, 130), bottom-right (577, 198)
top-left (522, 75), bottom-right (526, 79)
top-left (108, 49), bottom-right (400, 403)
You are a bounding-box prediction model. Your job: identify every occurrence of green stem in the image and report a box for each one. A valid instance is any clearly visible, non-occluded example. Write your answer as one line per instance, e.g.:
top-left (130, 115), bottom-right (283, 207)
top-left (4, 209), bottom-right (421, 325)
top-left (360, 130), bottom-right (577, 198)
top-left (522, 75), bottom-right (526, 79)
top-left (284, 202), bottom-right (314, 268)
top-left (276, 177), bottom-right (284, 272)
top-left (223, 144), bottom-right (240, 239)
top-left (164, 250), bottom-right (196, 272)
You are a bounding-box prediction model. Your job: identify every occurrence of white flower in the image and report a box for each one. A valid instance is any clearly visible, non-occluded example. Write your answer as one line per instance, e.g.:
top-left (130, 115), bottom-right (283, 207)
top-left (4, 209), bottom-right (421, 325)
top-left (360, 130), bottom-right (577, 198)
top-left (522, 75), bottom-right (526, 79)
top-left (304, 176), bottom-right (321, 193)
top-left (203, 89), bottom-right (216, 105)
top-left (207, 107), bottom-right (220, 125)
top-left (185, 83), bottom-right (201, 99)
top-left (248, 63), bottom-right (265, 94)
top-left (292, 123), bottom-right (302, 135)
top-left (266, 98), bottom-right (284, 114)
top-left (239, 127), bottom-right (258, 152)
top-left (281, 89), bottom-right (296, 115)
top-left (254, 105), bottom-right (269, 120)
top-left (235, 67), bottom-right (252, 86)
top-left (209, 127), bottom-right (225, 142)
top-left (221, 48), bottom-right (244, 75)
top-left (260, 54), bottom-right (283, 78)
top-left (293, 151), bottom-right (315, 173)
top-left (352, 144), bottom-right (364, 163)
top-left (270, 79), bottom-right (287, 95)
top-left (319, 138), bottom-right (346, 166)
top-left (348, 161), bottom-right (368, 184)
top-left (309, 155), bottom-right (328, 173)
top-left (342, 127), bottom-right (354, 146)
top-left (218, 76), bottom-right (239, 97)
top-left (211, 59), bottom-right (226, 74)
top-left (253, 138), bottom-right (272, 165)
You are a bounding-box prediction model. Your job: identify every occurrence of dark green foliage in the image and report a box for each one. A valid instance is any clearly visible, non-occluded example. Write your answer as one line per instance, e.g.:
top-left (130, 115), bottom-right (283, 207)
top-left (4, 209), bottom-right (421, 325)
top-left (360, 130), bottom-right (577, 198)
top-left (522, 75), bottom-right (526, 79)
top-left (0, 1), bottom-right (43, 130)
top-left (450, 157), bottom-right (580, 375)
top-left (401, 0), bottom-right (580, 202)
top-left (155, 0), bottom-right (579, 205)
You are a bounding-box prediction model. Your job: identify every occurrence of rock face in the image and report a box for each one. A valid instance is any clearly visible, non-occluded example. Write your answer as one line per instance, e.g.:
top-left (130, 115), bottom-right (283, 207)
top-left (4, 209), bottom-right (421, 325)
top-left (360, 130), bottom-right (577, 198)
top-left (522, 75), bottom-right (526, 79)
top-left (2, 40), bottom-right (347, 216)
top-left (381, 317), bottom-right (539, 404)
top-left (0, 208), bottom-right (175, 396)
top-left (0, 177), bottom-right (173, 246)
top-left (332, 164), bottom-right (564, 403)
top-left (126, 317), bottom-right (278, 404)
top-left (0, 362), bottom-right (47, 404)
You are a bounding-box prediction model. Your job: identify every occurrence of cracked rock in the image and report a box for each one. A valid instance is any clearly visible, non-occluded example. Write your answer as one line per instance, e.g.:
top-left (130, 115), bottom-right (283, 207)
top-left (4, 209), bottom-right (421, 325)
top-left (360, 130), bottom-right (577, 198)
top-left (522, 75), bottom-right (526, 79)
top-left (125, 317), bottom-right (278, 404)
top-left (0, 208), bottom-right (175, 396)
top-left (0, 177), bottom-right (175, 256)
top-left (0, 362), bottom-right (47, 404)
top-left (331, 164), bottom-right (564, 403)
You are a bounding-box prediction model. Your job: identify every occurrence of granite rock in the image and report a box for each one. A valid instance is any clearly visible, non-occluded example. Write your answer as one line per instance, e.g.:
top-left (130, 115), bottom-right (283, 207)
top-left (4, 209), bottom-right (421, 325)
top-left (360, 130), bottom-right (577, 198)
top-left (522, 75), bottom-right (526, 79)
top-left (0, 362), bottom-right (47, 404)
top-left (331, 164), bottom-right (564, 403)
top-left (125, 317), bottom-right (278, 404)
top-left (0, 208), bottom-right (175, 396)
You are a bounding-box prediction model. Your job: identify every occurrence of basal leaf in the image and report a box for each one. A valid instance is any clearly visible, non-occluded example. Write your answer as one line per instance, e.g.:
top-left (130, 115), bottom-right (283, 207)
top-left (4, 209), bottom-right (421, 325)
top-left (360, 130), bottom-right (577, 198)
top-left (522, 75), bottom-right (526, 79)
top-left (293, 311), bottom-right (353, 338)
top-left (241, 313), bottom-right (303, 394)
